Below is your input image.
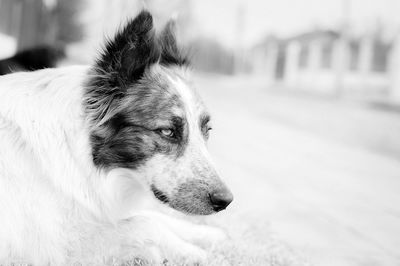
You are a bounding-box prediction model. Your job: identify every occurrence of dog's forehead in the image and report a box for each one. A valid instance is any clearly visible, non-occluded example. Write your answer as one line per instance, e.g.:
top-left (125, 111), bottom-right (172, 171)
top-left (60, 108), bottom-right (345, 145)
top-left (152, 65), bottom-right (206, 117)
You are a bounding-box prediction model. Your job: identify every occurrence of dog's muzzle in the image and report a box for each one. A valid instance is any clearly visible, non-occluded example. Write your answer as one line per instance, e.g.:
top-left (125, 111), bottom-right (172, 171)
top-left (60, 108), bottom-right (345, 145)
top-left (162, 180), bottom-right (234, 215)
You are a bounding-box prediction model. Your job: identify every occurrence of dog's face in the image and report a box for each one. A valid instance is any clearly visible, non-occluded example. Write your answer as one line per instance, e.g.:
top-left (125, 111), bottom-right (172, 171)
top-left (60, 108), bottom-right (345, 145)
top-left (85, 11), bottom-right (233, 215)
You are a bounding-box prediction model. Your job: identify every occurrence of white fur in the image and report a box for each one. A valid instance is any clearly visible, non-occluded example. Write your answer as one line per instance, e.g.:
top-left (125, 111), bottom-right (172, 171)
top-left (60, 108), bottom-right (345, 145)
top-left (0, 66), bottom-right (225, 265)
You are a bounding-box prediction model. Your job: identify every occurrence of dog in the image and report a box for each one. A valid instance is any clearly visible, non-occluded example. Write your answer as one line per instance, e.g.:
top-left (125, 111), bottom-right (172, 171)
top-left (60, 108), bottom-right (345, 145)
top-left (0, 10), bottom-right (233, 266)
top-left (0, 45), bottom-right (65, 75)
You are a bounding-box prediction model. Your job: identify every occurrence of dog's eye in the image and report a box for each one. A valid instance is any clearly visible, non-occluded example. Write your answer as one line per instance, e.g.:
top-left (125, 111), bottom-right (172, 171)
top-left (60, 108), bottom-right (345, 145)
top-left (159, 128), bottom-right (175, 138)
top-left (203, 125), bottom-right (212, 138)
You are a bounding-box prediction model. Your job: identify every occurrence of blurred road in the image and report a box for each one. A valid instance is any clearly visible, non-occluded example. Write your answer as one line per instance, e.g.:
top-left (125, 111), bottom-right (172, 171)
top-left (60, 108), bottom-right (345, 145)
top-left (197, 74), bottom-right (400, 266)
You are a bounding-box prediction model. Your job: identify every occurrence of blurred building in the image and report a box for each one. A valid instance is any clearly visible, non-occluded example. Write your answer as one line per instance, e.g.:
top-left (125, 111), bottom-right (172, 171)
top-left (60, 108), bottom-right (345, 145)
top-left (0, 0), bottom-right (53, 52)
top-left (0, 0), bottom-right (83, 56)
top-left (0, 0), bottom-right (236, 74)
top-left (252, 28), bottom-right (400, 103)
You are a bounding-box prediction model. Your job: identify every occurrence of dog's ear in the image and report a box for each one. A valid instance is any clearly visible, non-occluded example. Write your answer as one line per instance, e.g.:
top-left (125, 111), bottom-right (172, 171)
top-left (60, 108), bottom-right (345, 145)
top-left (86, 11), bottom-right (161, 126)
top-left (159, 19), bottom-right (189, 66)
top-left (94, 10), bottom-right (161, 88)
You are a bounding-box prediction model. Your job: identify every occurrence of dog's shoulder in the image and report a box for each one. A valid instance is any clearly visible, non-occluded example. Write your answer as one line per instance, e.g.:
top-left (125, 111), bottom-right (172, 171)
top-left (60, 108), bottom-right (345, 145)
top-left (0, 65), bottom-right (90, 88)
top-left (0, 65), bottom-right (91, 120)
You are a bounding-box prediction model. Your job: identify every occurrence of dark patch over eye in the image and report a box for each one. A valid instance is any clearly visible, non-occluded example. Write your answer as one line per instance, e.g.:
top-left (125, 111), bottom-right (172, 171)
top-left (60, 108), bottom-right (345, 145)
top-left (90, 114), bottom-right (188, 169)
top-left (88, 71), bottom-right (191, 169)
top-left (109, 113), bottom-right (133, 133)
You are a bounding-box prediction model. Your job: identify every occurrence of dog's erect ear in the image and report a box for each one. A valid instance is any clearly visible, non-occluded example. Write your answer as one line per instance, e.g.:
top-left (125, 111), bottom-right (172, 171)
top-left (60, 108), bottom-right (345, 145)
top-left (86, 11), bottom-right (161, 126)
top-left (159, 19), bottom-right (189, 66)
top-left (94, 10), bottom-right (160, 88)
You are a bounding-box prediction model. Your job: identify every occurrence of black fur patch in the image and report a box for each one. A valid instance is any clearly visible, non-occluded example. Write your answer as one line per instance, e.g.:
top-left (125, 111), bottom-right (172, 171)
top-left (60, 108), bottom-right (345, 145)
top-left (85, 11), bottom-right (191, 169)
top-left (90, 10), bottom-right (160, 92)
top-left (0, 46), bottom-right (65, 75)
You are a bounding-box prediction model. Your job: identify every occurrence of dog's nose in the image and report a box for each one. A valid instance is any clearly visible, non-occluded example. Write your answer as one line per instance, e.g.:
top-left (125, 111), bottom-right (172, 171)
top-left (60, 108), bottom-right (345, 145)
top-left (209, 188), bottom-right (233, 212)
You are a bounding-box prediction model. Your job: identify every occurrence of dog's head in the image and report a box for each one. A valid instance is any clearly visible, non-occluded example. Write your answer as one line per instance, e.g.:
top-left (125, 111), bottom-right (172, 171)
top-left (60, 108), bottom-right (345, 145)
top-left (85, 11), bottom-right (233, 215)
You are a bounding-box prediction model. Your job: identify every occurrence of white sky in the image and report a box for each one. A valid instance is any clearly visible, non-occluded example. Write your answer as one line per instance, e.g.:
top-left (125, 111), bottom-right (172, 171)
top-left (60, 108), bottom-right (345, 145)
top-left (191, 0), bottom-right (400, 48)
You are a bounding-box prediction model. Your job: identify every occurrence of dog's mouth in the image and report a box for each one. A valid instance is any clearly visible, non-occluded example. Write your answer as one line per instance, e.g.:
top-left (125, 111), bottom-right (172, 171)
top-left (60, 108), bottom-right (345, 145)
top-left (151, 184), bottom-right (169, 204)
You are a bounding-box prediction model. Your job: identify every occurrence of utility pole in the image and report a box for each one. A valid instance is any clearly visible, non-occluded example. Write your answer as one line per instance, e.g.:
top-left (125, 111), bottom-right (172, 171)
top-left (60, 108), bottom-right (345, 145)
top-left (234, 3), bottom-right (246, 75)
top-left (335, 0), bottom-right (351, 97)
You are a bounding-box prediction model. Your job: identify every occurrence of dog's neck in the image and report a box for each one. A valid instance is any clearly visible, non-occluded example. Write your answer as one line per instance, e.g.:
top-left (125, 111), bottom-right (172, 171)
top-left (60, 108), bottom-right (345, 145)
top-left (0, 66), bottom-right (119, 220)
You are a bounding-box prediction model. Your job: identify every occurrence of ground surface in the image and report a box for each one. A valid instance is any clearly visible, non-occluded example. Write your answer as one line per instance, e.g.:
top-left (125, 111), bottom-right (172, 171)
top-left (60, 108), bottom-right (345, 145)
top-left (195, 74), bottom-right (400, 266)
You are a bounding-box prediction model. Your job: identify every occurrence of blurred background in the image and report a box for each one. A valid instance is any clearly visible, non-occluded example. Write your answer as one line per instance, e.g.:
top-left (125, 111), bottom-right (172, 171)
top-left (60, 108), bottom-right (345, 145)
top-left (1, 0), bottom-right (399, 265)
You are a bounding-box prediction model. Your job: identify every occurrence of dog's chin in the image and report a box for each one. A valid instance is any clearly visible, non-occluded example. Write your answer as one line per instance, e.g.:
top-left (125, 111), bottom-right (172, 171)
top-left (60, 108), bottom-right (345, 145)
top-left (150, 184), bottom-right (215, 215)
top-left (168, 201), bottom-right (216, 215)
